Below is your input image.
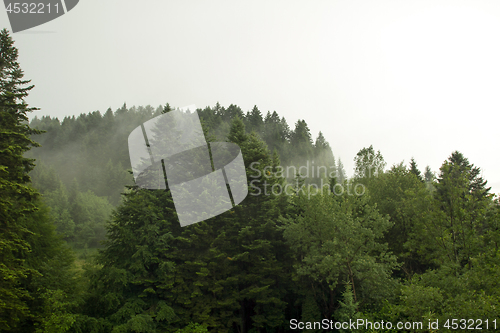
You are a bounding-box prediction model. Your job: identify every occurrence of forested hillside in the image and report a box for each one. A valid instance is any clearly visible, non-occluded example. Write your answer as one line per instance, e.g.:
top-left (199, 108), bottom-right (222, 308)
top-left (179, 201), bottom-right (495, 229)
top-left (2, 28), bottom-right (500, 332)
top-left (27, 102), bottom-right (338, 249)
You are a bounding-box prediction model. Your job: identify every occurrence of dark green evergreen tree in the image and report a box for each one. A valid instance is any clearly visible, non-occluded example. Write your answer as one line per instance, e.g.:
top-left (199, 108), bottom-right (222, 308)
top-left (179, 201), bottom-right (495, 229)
top-left (424, 165), bottom-right (435, 191)
top-left (290, 120), bottom-right (313, 161)
top-left (431, 151), bottom-right (492, 267)
top-left (312, 131), bottom-right (335, 185)
top-left (0, 28), bottom-right (78, 332)
top-left (227, 115), bottom-right (247, 146)
top-left (245, 105), bottom-right (264, 135)
top-left (424, 166), bottom-right (434, 183)
top-left (409, 157), bottom-right (423, 182)
top-left (438, 151), bottom-right (491, 200)
top-left (0, 27), bottom-right (43, 330)
top-left (395, 154), bottom-right (500, 323)
top-left (224, 104), bottom-right (244, 122)
top-left (79, 115), bottom-right (294, 332)
top-left (207, 119), bottom-right (291, 332)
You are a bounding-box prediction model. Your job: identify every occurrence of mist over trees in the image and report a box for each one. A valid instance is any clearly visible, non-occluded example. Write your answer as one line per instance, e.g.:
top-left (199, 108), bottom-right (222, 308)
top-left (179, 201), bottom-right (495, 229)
top-left (2, 28), bottom-right (500, 332)
top-left (27, 101), bottom-right (338, 250)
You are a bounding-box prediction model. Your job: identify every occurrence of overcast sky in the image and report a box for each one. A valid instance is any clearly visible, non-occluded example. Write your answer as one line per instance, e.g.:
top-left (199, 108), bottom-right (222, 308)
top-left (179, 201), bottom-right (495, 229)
top-left (1, 0), bottom-right (499, 195)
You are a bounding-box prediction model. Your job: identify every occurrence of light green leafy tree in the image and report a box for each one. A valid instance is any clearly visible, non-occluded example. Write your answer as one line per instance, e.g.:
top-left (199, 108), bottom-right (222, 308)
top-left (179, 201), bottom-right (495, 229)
top-left (353, 145), bottom-right (386, 180)
top-left (281, 184), bottom-right (399, 323)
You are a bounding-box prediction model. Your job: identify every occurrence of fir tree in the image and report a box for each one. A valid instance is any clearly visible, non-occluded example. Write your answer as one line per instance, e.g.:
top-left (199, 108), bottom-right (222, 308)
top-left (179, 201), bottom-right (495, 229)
top-left (0, 28), bottom-right (42, 330)
top-left (290, 120), bottom-right (313, 160)
top-left (227, 116), bottom-right (247, 147)
top-left (245, 105), bottom-right (264, 134)
top-left (0, 28), bottom-right (78, 332)
top-left (409, 157), bottom-right (423, 182)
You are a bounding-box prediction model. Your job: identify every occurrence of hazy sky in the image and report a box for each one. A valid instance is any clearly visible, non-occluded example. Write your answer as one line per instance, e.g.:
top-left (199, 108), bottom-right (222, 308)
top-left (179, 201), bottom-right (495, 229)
top-left (1, 0), bottom-right (499, 195)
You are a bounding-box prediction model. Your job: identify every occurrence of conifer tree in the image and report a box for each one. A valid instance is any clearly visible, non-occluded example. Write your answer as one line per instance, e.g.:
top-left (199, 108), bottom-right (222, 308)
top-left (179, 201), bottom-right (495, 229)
top-left (409, 157), bottom-right (423, 182)
top-left (336, 158), bottom-right (346, 184)
top-left (312, 131), bottom-right (335, 185)
top-left (424, 166), bottom-right (434, 183)
top-left (206, 119), bottom-right (291, 332)
top-left (224, 104), bottom-right (244, 122)
top-left (227, 115), bottom-right (247, 147)
top-left (431, 152), bottom-right (492, 267)
top-left (424, 165), bottom-right (435, 191)
top-left (438, 151), bottom-right (490, 200)
top-left (0, 28), bottom-right (43, 330)
top-left (290, 120), bottom-right (313, 161)
top-left (0, 28), bottom-right (78, 332)
top-left (79, 115), bottom-right (293, 332)
top-left (245, 105), bottom-right (264, 135)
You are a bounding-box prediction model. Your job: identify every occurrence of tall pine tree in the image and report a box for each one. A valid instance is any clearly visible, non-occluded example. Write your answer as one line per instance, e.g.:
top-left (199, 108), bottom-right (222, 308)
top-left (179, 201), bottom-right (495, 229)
top-left (0, 28), bottom-right (43, 330)
top-left (0, 28), bottom-right (78, 332)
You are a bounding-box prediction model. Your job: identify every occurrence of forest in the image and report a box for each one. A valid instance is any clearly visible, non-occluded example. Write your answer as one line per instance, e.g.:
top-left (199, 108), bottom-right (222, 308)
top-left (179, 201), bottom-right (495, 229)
top-left (1, 28), bottom-right (500, 332)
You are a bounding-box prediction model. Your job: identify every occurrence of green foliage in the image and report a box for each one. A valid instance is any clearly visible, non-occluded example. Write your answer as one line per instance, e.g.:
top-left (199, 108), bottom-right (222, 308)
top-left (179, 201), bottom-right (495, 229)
top-left (34, 289), bottom-right (77, 333)
top-left (0, 29), bottom-right (83, 333)
top-left (409, 152), bottom-right (494, 268)
top-left (54, 101), bottom-right (497, 331)
top-left (336, 158), bottom-right (346, 184)
top-left (281, 183), bottom-right (399, 320)
top-left (31, 164), bottom-right (74, 237)
top-left (245, 105), bottom-right (264, 135)
top-left (0, 28), bottom-right (78, 332)
top-left (0, 27), bottom-right (42, 330)
top-left (334, 283), bottom-right (362, 333)
top-left (174, 322), bottom-right (208, 333)
top-left (367, 163), bottom-right (430, 276)
top-left (389, 153), bottom-right (500, 327)
top-left (4, 41), bottom-right (496, 331)
top-left (409, 157), bottom-right (423, 182)
top-left (31, 163), bottom-right (113, 248)
top-left (13, 196), bottom-right (81, 332)
top-left (289, 119), bottom-right (314, 163)
top-left (424, 165), bottom-right (436, 192)
top-left (70, 189), bottom-right (114, 248)
top-left (76, 116), bottom-right (297, 332)
top-left (353, 145), bottom-right (386, 180)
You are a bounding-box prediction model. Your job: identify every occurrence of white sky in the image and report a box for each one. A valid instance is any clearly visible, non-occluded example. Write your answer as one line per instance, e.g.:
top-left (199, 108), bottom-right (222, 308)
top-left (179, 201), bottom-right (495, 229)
top-left (1, 0), bottom-right (499, 195)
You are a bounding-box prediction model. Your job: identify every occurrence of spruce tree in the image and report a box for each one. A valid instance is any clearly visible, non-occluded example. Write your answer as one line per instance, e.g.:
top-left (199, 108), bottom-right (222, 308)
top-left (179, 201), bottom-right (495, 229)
top-left (409, 157), bottom-right (423, 182)
top-left (227, 115), bottom-right (247, 147)
top-left (337, 158), bottom-right (346, 184)
top-left (212, 123), bottom-right (291, 332)
top-left (245, 105), bottom-right (264, 134)
top-left (0, 28), bottom-right (42, 330)
top-left (0, 28), bottom-right (78, 332)
top-left (81, 115), bottom-right (293, 332)
top-left (432, 152), bottom-right (493, 267)
top-left (313, 131), bottom-right (335, 185)
top-left (439, 151), bottom-right (491, 199)
top-left (424, 165), bottom-right (435, 191)
top-left (290, 120), bottom-right (313, 161)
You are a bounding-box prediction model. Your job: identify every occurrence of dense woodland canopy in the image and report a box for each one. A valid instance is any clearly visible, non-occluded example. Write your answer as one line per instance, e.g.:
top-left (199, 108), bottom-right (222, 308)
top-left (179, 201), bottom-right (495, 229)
top-left (2, 28), bottom-right (500, 332)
